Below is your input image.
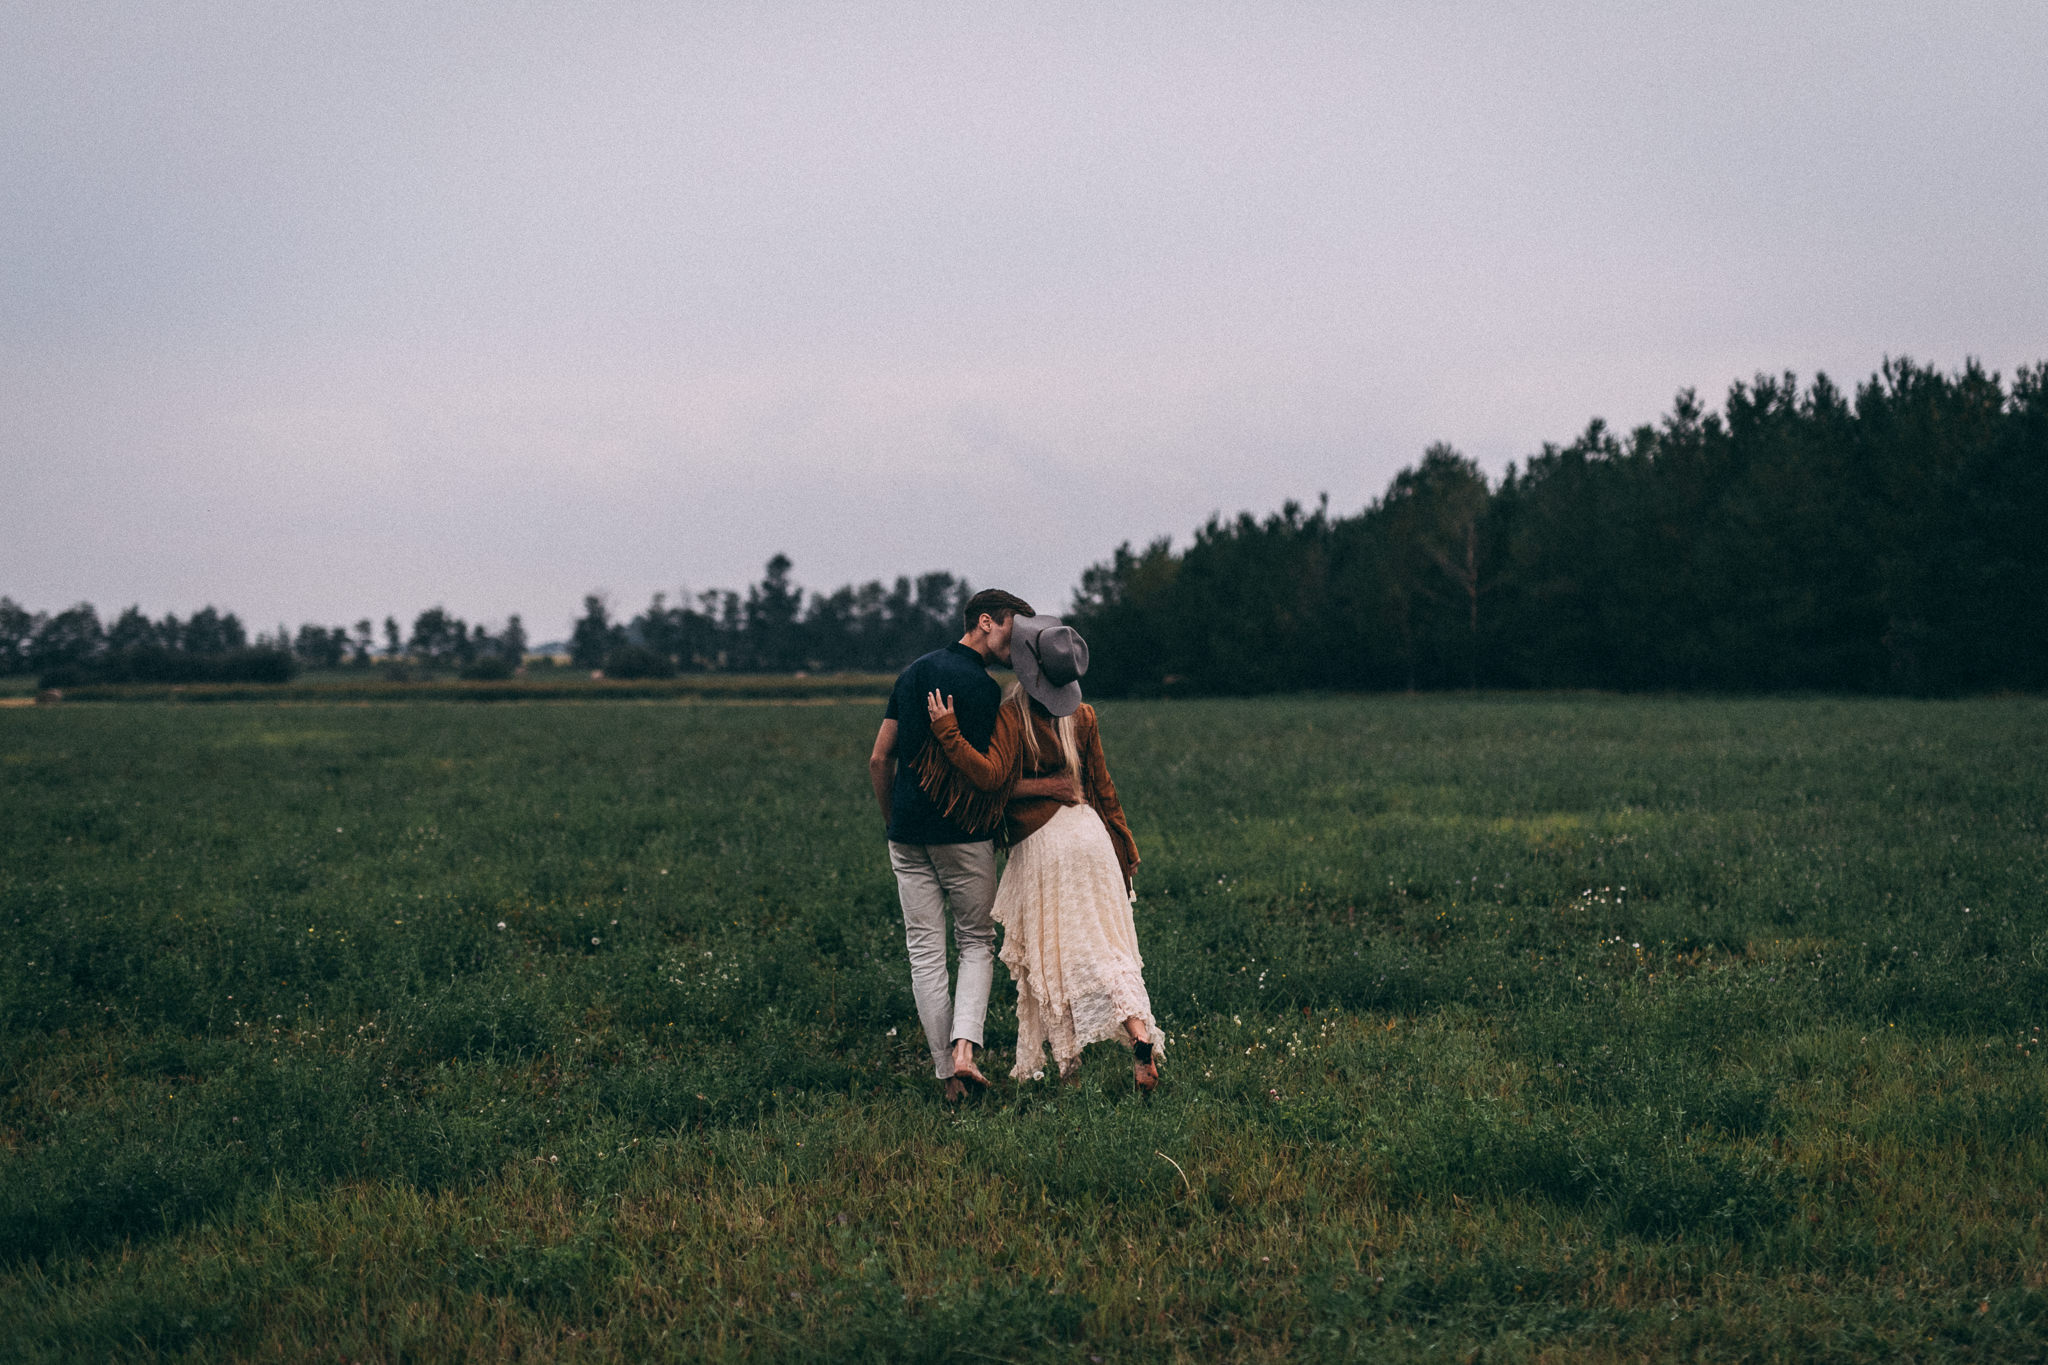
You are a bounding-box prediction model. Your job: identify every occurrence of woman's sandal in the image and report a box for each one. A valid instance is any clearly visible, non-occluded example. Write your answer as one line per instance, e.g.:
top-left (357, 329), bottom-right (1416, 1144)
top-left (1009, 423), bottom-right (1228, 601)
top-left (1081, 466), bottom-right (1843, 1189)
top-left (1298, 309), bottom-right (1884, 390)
top-left (1132, 1039), bottom-right (1159, 1092)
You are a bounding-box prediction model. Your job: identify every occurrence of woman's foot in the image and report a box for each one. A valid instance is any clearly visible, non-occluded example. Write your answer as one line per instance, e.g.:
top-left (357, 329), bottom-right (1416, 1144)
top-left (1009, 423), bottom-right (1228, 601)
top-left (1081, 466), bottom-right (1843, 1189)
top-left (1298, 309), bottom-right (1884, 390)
top-left (1132, 1041), bottom-right (1159, 1092)
top-left (1128, 1017), bottom-right (1159, 1092)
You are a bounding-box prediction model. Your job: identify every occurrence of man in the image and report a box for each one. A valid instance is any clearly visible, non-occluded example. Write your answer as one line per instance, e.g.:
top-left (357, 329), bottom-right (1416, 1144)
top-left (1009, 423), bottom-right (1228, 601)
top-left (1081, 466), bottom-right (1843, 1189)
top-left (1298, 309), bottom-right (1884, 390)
top-left (868, 588), bottom-right (1076, 1101)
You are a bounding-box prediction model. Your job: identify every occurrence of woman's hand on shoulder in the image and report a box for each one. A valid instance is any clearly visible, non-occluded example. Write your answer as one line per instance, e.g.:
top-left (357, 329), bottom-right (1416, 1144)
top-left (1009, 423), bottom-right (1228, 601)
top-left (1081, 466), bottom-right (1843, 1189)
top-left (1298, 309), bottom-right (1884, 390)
top-left (926, 689), bottom-right (955, 724)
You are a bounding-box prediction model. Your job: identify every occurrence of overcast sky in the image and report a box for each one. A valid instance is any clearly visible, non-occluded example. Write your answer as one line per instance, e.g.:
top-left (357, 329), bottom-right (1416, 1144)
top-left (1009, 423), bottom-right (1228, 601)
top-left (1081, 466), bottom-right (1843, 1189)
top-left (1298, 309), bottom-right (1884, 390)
top-left (5, 2), bottom-right (2044, 639)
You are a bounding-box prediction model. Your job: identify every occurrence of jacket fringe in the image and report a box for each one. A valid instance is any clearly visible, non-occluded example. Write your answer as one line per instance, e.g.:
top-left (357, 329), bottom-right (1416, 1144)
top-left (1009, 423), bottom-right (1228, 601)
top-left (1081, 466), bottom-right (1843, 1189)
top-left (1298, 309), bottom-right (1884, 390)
top-left (910, 737), bottom-right (1011, 837)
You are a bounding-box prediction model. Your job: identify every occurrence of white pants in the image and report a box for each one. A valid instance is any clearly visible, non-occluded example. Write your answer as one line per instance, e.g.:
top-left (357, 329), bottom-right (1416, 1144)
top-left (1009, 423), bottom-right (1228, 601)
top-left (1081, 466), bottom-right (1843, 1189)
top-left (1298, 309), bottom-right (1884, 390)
top-left (888, 839), bottom-right (998, 1078)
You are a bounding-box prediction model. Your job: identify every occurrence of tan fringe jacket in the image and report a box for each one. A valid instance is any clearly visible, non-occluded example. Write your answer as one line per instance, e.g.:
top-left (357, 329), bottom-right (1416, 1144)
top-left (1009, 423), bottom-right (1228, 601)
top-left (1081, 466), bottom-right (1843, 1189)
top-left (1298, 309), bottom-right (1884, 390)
top-left (924, 702), bottom-right (1139, 893)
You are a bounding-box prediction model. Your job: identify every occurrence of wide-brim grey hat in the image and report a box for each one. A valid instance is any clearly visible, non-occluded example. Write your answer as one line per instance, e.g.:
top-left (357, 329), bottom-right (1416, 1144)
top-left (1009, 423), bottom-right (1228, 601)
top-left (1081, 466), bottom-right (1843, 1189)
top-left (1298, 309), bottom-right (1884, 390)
top-left (1011, 614), bottom-right (1088, 717)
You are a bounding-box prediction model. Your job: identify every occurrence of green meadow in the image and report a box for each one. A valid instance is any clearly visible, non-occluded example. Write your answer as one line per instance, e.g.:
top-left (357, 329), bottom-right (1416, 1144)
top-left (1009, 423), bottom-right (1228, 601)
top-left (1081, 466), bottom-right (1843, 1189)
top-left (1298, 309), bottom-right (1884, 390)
top-left (2, 695), bottom-right (2045, 1362)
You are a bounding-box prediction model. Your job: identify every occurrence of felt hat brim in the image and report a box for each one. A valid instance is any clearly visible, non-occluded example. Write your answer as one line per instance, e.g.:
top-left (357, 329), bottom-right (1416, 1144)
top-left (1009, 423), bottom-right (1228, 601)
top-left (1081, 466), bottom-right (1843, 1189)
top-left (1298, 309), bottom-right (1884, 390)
top-left (1010, 614), bottom-right (1088, 717)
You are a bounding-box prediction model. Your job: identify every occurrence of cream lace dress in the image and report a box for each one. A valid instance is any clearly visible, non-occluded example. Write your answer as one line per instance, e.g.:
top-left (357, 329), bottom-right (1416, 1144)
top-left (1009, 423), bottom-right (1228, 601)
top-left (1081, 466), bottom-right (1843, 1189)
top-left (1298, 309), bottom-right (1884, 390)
top-left (995, 800), bottom-right (1161, 1080)
top-left (926, 700), bottom-right (1162, 1081)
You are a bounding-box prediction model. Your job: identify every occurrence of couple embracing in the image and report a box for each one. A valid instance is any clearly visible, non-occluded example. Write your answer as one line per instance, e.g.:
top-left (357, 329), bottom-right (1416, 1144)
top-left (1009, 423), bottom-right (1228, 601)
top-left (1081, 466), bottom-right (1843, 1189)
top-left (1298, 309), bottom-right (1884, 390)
top-left (867, 589), bottom-right (1162, 1101)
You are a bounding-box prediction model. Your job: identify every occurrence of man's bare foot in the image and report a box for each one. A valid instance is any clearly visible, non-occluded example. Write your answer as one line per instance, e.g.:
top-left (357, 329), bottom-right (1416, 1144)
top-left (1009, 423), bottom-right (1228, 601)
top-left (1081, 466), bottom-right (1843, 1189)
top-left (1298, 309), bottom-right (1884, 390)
top-left (941, 1076), bottom-right (968, 1104)
top-left (949, 1040), bottom-right (990, 1090)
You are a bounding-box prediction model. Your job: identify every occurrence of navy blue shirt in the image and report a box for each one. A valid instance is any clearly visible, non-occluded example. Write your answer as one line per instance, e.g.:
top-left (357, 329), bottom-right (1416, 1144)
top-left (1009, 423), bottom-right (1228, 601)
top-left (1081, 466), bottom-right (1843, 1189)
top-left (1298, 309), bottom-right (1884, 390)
top-left (884, 642), bottom-right (1002, 844)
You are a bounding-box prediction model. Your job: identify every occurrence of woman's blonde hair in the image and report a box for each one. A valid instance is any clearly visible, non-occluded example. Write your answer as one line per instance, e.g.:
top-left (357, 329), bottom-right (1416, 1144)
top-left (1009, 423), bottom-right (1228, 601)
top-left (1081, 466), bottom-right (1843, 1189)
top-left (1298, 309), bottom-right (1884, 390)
top-left (1004, 680), bottom-right (1079, 777)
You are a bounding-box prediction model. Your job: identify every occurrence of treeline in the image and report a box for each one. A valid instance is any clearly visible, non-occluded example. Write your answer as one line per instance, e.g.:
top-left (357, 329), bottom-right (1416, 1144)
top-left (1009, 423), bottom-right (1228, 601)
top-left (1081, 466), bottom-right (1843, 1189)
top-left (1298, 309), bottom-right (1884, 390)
top-left (12, 357), bottom-right (2042, 696)
top-left (0, 602), bottom-right (534, 687)
top-left (2, 562), bottom-right (974, 686)
top-left (568, 559), bottom-right (973, 677)
top-left (1071, 358), bottom-right (2048, 696)
top-left (0, 602), bottom-right (297, 687)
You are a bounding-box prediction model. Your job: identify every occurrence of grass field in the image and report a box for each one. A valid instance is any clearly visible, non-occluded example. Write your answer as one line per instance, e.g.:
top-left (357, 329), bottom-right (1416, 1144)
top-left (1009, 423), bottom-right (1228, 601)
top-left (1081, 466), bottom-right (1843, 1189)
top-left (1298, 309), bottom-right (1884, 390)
top-left (2, 694), bottom-right (2045, 1362)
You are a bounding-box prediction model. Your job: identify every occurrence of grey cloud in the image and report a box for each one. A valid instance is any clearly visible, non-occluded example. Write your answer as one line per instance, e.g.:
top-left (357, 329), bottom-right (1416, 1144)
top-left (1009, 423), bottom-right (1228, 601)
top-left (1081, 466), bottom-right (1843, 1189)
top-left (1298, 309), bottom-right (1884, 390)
top-left (4, 2), bottom-right (2044, 633)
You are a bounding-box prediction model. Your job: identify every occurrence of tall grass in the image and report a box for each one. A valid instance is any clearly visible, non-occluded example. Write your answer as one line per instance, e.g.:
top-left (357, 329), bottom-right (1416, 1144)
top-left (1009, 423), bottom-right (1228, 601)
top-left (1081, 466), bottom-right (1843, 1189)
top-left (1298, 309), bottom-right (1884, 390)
top-left (2, 696), bottom-right (2044, 1360)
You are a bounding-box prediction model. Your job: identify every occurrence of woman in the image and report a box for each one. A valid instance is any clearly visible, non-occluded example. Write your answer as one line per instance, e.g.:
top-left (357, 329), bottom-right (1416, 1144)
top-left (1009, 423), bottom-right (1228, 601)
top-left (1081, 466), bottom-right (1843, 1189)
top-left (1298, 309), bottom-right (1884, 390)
top-left (922, 615), bottom-right (1161, 1090)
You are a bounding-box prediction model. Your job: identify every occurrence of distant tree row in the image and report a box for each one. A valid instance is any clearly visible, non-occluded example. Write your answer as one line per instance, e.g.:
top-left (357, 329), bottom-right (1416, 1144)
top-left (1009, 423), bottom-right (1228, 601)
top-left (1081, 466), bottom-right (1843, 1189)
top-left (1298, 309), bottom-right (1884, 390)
top-left (0, 601), bottom-right (532, 686)
top-left (369, 609), bottom-right (530, 679)
top-left (0, 601), bottom-right (291, 686)
top-left (1070, 357), bottom-right (2048, 696)
top-left (12, 356), bottom-right (2040, 695)
top-left (2, 563), bottom-right (968, 685)
top-left (570, 557), bottom-right (974, 677)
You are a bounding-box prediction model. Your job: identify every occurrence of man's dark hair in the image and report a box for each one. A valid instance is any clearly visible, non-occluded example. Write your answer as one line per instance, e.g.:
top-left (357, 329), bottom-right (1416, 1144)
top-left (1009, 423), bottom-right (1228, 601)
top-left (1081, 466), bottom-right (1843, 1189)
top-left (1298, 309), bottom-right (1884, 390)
top-left (962, 588), bottom-right (1034, 632)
